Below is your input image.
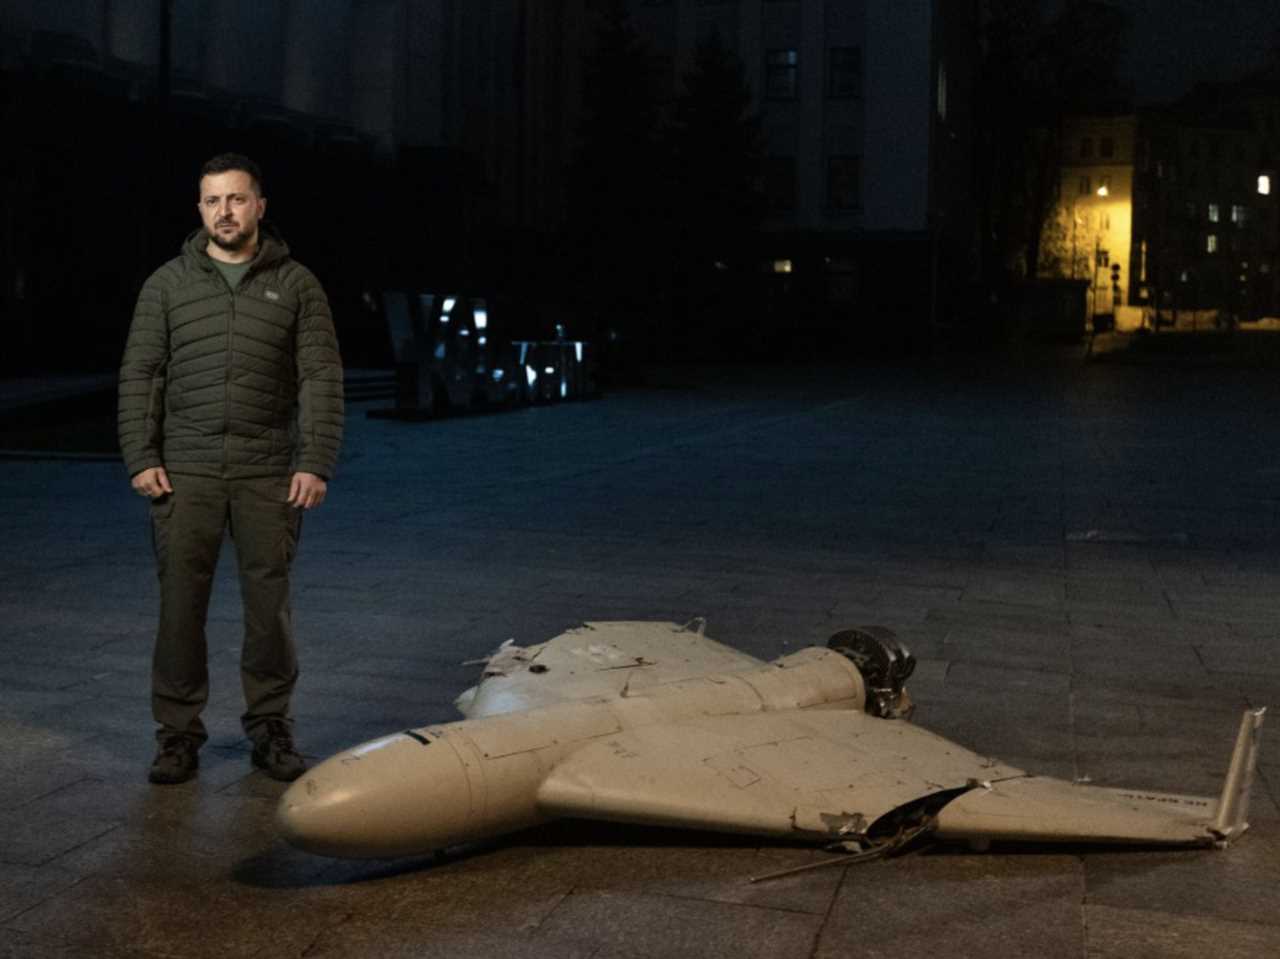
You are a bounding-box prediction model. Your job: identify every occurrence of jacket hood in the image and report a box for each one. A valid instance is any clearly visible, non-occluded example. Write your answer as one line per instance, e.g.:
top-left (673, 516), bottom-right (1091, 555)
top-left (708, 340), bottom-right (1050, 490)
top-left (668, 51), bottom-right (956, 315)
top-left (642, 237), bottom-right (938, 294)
top-left (182, 220), bottom-right (290, 272)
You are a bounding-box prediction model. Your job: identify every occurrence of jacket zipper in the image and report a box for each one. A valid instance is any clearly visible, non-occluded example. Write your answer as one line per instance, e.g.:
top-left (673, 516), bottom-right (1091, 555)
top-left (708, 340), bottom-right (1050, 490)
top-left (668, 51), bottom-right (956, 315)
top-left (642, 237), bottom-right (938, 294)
top-left (222, 273), bottom-right (235, 472)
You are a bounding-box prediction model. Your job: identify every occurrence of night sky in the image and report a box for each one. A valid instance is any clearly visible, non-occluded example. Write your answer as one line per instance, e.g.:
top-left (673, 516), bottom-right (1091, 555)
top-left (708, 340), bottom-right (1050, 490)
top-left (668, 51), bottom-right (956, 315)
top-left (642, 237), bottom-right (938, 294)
top-left (1081, 0), bottom-right (1280, 103)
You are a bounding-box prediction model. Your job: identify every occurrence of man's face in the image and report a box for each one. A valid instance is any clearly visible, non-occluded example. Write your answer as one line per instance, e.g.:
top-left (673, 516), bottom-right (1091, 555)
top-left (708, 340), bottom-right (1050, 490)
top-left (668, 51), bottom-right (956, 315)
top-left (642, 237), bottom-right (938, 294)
top-left (197, 170), bottom-right (266, 253)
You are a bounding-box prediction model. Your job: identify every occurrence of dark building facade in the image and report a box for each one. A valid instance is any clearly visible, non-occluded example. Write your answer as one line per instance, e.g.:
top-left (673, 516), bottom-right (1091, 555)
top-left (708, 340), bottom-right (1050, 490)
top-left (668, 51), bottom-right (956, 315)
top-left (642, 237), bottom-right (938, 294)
top-left (1, 0), bottom-right (981, 370)
top-left (1040, 67), bottom-right (1280, 332)
top-left (1132, 69), bottom-right (1280, 325)
top-left (624, 0), bottom-right (982, 352)
top-left (0, 0), bottom-right (593, 370)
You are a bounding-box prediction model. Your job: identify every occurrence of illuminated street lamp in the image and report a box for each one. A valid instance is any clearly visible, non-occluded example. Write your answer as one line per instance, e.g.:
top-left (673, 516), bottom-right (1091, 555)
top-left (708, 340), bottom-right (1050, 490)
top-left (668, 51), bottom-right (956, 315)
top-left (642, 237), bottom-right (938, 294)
top-left (1088, 183), bottom-right (1111, 321)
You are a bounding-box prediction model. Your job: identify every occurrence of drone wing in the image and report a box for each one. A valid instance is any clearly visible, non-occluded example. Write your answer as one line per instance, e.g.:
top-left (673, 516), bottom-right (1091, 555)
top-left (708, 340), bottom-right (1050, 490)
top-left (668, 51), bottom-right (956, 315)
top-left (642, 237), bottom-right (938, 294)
top-left (536, 707), bottom-right (1264, 849)
top-left (538, 708), bottom-right (1026, 841)
top-left (934, 707), bottom-right (1265, 847)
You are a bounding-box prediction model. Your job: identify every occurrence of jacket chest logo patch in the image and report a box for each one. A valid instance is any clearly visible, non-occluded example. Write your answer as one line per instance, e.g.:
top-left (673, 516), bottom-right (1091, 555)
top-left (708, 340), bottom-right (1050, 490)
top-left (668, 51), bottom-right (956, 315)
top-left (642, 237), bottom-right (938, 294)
top-left (265, 290), bottom-right (280, 301)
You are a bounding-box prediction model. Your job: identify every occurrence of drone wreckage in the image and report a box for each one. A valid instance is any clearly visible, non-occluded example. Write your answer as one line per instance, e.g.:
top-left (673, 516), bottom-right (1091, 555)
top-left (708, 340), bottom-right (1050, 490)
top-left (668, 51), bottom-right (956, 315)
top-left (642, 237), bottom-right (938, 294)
top-left (277, 621), bottom-right (1265, 874)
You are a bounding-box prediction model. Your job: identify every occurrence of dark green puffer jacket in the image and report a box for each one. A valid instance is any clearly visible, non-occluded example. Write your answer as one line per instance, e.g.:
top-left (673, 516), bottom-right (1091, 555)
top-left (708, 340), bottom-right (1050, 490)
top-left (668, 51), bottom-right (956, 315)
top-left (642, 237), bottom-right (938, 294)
top-left (118, 225), bottom-right (344, 480)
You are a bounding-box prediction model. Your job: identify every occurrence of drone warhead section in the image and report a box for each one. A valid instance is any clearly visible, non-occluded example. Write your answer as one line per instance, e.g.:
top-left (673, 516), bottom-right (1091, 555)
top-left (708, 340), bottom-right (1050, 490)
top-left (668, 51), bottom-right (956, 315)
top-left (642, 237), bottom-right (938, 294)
top-left (277, 621), bottom-right (1265, 862)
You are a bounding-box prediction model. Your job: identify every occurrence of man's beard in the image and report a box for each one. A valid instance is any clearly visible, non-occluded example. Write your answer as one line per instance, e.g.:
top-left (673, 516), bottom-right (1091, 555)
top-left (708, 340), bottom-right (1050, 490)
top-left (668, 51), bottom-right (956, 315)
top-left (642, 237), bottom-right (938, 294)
top-left (210, 222), bottom-right (254, 252)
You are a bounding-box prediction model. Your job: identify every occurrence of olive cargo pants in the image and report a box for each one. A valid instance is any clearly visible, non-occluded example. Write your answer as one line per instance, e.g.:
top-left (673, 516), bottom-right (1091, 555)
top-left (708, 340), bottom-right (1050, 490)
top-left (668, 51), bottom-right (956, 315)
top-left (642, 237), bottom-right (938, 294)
top-left (150, 474), bottom-right (302, 744)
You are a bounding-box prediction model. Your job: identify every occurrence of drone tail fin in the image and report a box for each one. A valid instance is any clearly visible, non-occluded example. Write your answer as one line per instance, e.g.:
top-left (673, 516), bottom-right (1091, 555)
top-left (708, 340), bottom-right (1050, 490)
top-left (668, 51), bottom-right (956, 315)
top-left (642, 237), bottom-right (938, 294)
top-left (1210, 707), bottom-right (1266, 843)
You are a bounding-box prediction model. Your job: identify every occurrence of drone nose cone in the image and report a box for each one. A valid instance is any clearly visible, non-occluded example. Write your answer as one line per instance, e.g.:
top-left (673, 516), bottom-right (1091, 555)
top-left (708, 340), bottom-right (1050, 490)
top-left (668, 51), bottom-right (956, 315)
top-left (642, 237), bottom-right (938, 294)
top-left (277, 731), bottom-right (474, 859)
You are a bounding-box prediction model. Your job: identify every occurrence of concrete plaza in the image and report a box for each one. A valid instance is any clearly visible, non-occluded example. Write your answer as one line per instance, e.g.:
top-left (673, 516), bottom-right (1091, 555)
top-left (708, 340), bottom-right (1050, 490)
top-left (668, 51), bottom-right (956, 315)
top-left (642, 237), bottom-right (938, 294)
top-left (1, 354), bottom-right (1277, 958)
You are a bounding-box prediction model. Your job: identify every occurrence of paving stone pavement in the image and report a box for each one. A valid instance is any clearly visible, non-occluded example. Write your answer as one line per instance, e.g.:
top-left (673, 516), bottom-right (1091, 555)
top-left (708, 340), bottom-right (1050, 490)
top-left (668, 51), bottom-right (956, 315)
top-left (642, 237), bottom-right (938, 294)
top-left (1, 357), bottom-right (1278, 958)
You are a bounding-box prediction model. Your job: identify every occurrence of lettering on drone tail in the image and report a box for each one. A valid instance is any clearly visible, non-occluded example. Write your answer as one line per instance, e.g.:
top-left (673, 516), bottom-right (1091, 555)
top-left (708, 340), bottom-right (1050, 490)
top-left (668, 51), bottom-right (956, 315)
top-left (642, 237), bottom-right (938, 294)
top-left (1116, 793), bottom-right (1211, 808)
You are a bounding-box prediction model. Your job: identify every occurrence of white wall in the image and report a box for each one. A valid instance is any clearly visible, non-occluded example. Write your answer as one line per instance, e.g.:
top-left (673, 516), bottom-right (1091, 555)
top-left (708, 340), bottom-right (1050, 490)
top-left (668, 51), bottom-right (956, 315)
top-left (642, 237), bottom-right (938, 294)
top-left (861, 0), bottom-right (931, 232)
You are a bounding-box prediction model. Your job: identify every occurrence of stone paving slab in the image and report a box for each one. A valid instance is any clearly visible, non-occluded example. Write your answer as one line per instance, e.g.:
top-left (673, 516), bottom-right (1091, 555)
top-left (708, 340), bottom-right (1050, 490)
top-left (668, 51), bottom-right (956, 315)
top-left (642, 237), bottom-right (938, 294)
top-left (1084, 904), bottom-right (1280, 959)
top-left (2, 359), bottom-right (1278, 957)
top-left (815, 854), bottom-right (1087, 959)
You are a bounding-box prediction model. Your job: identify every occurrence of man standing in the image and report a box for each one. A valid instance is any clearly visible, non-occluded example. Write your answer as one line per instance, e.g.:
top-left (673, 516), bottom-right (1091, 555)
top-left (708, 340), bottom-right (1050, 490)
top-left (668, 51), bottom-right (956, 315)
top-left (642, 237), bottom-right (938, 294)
top-left (119, 153), bottom-right (344, 785)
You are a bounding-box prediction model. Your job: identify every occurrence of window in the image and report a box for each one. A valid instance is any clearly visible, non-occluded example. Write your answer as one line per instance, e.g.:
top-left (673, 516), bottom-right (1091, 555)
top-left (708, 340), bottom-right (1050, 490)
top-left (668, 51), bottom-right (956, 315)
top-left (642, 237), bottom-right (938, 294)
top-left (827, 155), bottom-right (860, 210)
top-left (763, 156), bottom-right (798, 212)
top-left (1080, 137), bottom-right (1094, 158)
top-left (1186, 201), bottom-right (1197, 221)
top-left (1208, 203), bottom-right (1220, 222)
top-left (827, 47), bottom-right (861, 98)
top-left (1207, 234), bottom-right (1218, 253)
top-left (1078, 176), bottom-right (1091, 195)
top-left (1259, 174), bottom-right (1272, 195)
top-left (765, 50), bottom-right (798, 99)
top-left (1100, 137), bottom-right (1115, 158)
top-left (1231, 204), bottom-right (1248, 226)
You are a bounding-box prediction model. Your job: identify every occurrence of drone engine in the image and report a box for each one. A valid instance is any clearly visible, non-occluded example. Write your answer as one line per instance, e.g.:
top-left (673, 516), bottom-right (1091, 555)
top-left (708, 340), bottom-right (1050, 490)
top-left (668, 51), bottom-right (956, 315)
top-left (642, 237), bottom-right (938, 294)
top-left (828, 626), bottom-right (915, 719)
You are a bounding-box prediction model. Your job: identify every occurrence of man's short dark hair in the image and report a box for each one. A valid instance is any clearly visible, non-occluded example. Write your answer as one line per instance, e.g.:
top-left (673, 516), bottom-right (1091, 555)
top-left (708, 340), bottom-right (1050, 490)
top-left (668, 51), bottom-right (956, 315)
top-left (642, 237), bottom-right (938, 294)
top-left (199, 153), bottom-right (265, 196)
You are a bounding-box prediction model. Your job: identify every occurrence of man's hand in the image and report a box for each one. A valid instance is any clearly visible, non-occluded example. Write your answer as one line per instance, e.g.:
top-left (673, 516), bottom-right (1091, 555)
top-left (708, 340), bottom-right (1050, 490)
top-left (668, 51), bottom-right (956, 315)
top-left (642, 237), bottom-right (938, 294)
top-left (288, 472), bottom-right (328, 509)
top-left (131, 466), bottom-right (173, 498)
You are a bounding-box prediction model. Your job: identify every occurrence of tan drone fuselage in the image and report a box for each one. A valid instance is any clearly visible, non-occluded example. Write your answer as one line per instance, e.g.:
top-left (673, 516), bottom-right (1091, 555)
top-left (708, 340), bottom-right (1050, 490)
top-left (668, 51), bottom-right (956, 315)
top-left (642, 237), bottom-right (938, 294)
top-left (278, 647), bottom-right (866, 858)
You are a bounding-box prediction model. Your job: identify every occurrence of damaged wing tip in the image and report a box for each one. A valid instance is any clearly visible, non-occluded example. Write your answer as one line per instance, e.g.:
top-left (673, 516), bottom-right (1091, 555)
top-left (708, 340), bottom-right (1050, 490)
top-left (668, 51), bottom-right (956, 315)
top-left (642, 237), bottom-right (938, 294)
top-left (677, 616), bottom-right (708, 636)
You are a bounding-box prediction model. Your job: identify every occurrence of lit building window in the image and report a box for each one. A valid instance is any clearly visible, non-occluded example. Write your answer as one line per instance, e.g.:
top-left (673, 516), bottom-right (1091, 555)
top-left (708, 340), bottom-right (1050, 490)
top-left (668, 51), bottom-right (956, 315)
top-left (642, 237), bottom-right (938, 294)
top-left (1207, 234), bottom-right (1218, 253)
top-left (1259, 174), bottom-right (1272, 195)
top-left (827, 46), bottom-right (861, 98)
top-left (1140, 240), bottom-right (1148, 282)
top-left (772, 259), bottom-right (793, 274)
top-left (1232, 204), bottom-right (1248, 225)
top-left (765, 50), bottom-right (799, 99)
top-left (1208, 203), bottom-right (1220, 222)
